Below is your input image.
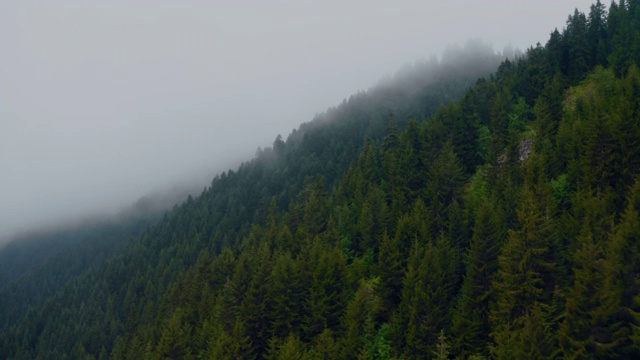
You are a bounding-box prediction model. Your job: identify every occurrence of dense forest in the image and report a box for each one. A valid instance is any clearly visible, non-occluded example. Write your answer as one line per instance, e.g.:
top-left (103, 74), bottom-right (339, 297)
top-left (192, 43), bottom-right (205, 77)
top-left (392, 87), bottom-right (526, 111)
top-left (2, 0), bottom-right (640, 358)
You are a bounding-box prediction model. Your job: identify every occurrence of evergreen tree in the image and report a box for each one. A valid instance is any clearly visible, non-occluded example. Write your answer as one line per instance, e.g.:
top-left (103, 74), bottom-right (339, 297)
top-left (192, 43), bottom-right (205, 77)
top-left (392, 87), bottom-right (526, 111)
top-left (154, 309), bottom-right (193, 360)
top-left (265, 334), bottom-right (307, 360)
top-left (302, 178), bottom-right (330, 237)
top-left (239, 242), bottom-right (273, 355)
top-left (308, 329), bottom-right (339, 360)
top-left (401, 236), bottom-right (456, 358)
top-left (267, 252), bottom-right (304, 339)
top-left (340, 278), bottom-right (380, 359)
top-left (566, 9), bottom-right (591, 82)
top-left (426, 140), bottom-right (466, 234)
top-left (451, 200), bottom-right (504, 358)
top-left (302, 245), bottom-right (348, 340)
top-left (559, 191), bottom-right (614, 359)
top-left (587, 0), bottom-right (608, 67)
top-left (490, 154), bottom-right (558, 358)
top-left (600, 177), bottom-right (640, 357)
top-left (376, 230), bottom-right (404, 320)
top-left (205, 319), bottom-right (254, 360)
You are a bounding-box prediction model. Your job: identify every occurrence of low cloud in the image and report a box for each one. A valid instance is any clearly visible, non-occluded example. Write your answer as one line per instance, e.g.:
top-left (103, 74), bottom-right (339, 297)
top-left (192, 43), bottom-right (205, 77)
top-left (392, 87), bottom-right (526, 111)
top-left (0, 0), bottom-right (595, 244)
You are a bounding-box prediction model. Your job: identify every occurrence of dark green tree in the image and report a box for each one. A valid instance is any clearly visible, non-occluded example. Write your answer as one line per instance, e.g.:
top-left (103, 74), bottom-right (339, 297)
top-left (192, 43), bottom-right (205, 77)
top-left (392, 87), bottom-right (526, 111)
top-left (490, 154), bottom-right (558, 358)
top-left (451, 199), bottom-right (504, 358)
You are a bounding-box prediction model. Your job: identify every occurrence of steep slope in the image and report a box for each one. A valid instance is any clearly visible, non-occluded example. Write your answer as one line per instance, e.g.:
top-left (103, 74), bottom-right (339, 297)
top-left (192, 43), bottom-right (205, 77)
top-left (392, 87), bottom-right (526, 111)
top-left (3, 1), bottom-right (640, 358)
top-left (0, 43), bottom-right (501, 359)
top-left (0, 205), bottom-right (169, 334)
top-left (126, 2), bottom-right (640, 358)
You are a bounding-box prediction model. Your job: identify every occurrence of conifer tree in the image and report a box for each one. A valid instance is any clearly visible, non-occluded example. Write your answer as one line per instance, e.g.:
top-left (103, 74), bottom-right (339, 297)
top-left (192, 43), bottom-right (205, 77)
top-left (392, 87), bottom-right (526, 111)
top-left (432, 329), bottom-right (451, 360)
top-left (267, 252), bottom-right (304, 339)
top-left (206, 319), bottom-right (254, 360)
top-left (340, 278), bottom-right (380, 359)
top-left (510, 303), bottom-right (555, 359)
top-left (426, 140), bottom-right (466, 234)
top-left (451, 200), bottom-right (504, 358)
top-left (265, 333), bottom-right (307, 360)
top-left (401, 236), bottom-right (456, 358)
top-left (566, 9), bottom-right (591, 82)
top-left (376, 230), bottom-right (404, 320)
top-left (154, 308), bottom-right (194, 360)
top-left (302, 178), bottom-right (330, 237)
top-left (490, 154), bottom-right (558, 358)
top-left (587, 0), bottom-right (608, 67)
top-left (302, 245), bottom-right (348, 341)
top-left (401, 118), bottom-right (427, 194)
top-left (455, 90), bottom-right (483, 174)
top-left (599, 177), bottom-right (640, 357)
top-left (239, 242), bottom-right (273, 355)
top-left (308, 329), bottom-right (339, 360)
top-left (559, 191), bottom-right (614, 359)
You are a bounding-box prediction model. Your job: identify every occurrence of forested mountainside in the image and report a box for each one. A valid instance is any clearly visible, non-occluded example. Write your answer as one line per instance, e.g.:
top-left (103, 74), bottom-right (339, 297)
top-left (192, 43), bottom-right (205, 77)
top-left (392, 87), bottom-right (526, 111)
top-left (0, 213), bottom-right (159, 333)
top-left (0, 35), bottom-right (500, 359)
top-left (2, 1), bottom-right (640, 359)
top-left (0, 178), bottom-right (210, 335)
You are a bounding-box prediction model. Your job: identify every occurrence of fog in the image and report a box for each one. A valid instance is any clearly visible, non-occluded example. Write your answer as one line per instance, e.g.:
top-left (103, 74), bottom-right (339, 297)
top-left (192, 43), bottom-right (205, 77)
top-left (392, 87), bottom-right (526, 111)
top-left (0, 0), bottom-right (595, 243)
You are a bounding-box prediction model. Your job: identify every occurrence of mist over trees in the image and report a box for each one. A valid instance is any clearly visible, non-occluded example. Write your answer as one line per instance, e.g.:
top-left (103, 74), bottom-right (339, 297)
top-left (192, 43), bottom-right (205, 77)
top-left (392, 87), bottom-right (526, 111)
top-left (2, 1), bottom-right (640, 359)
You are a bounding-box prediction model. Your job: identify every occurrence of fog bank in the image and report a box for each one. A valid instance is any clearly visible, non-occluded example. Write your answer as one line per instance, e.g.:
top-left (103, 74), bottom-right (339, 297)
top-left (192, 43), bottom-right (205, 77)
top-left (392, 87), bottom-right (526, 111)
top-left (0, 0), bottom-right (595, 244)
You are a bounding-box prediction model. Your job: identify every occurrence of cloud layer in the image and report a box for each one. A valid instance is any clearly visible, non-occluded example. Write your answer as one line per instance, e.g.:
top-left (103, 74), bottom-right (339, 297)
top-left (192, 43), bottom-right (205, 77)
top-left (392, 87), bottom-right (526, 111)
top-left (0, 0), bottom-right (595, 241)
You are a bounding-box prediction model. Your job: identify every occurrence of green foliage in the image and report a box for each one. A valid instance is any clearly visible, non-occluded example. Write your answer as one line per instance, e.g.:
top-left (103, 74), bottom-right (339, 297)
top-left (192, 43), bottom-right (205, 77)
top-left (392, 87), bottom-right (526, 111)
top-left (451, 199), bottom-right (504, 358)
top-left (490, 156), bottom-right (558, 357)
top-left (550, 174), bottom-right (571, 208)
top-left (265, 334), bottom-right (308, 360)
top-left (400, 236), bottom-right (456, 357)
top-left (341, 278), bottom-right (381, 359)
top-left (154, 309), bottom-right (194, 360)
top-left (432, 329), bottom-right (450, 360)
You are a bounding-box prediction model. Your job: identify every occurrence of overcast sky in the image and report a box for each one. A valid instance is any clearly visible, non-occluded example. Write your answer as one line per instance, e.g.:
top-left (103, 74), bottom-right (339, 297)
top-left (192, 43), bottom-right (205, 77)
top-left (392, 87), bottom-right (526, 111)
top-left (0, 0), bottom-right (596, 242)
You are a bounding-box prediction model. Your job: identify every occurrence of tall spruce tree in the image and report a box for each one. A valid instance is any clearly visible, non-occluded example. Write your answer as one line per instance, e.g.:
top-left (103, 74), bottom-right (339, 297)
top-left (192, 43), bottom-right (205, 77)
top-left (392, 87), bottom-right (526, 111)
top-left (490, 153), bottom-right (558, 358)
top-left (451, 199), bottom-right (504, 358)
top-left (600, 177), bottom-right (640, 357)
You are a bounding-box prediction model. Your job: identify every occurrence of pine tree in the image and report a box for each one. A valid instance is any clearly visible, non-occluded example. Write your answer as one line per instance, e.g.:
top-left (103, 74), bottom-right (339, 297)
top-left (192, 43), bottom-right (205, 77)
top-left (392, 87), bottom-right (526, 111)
top-left (302, 177), bottom-right (330, 237)
top-left (154, 308), bottom-right (194, 360)
top-left (206, 319), bottom-right (254, 360)
top-left (340, 278), bottom-right (380, 359)
top-left (376, 230), bottom-right (404, 320)
top-left (490, 154), bottom-right (558, 358)
top-left (600, 177), bottom-right (640, 358)
top-left (308, 329), bottom-right (339, 360)
top-left (432, 329), bottom-right (450, 360)
top-left (451, 200), bottom-right (504, 358)
top-left (455, 90), bottom-right (483, 174)
top-left (401, 236), bottom-right (456, 358)
top-left (267, 252), bottom-right (304, 339)
top-left (587, 0), bottom-right (608, 67)
top-left (559, 191), bottom-right (614, 359)
top-left (302, 245), bottom-right (348, 340)
top-left (265, 334), bottom-right (307, 360)
top-left (565, 9), bottom-right (591, 82)
top-left (426, 140), bottom-right (466, 234)
top-left (510, 303), bottom-right (555, 359)
top-left (239, 242), bottom-right (272, 355)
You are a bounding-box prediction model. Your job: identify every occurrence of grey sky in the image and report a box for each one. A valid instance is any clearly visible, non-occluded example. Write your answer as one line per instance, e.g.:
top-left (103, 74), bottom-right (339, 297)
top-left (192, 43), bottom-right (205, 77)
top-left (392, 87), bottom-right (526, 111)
top-left (0, 0), bottom-right (596, 241)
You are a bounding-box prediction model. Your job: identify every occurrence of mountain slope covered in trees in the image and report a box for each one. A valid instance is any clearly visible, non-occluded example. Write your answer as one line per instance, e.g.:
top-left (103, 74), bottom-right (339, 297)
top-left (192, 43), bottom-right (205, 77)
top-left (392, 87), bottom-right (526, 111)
top-left (0, 39), bottom-right (500, 359)
top-left (2, 1), bottom-right (640, 359)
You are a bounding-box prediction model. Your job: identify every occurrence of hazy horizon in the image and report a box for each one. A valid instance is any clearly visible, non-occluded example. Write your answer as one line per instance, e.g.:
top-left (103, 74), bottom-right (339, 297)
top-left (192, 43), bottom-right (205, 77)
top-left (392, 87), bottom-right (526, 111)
top-left (0, 0), bottom-right (596, 243)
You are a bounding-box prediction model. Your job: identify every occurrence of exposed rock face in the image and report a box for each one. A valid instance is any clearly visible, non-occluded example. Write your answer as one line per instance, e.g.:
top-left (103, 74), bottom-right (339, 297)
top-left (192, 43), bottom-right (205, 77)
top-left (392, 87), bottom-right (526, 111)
top-left (519, 137), bottom-right (533, 162)
top-left (496, 136), bottom-right (534, 166)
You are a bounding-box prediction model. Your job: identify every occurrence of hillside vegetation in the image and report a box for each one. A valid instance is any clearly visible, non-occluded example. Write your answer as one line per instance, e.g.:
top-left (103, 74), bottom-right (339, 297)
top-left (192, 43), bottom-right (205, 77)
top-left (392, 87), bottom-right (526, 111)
top-left (2, 1), bottom-right (640, 359)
